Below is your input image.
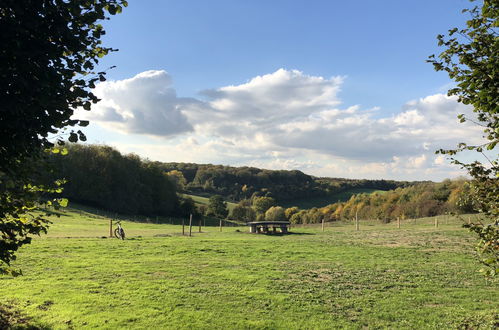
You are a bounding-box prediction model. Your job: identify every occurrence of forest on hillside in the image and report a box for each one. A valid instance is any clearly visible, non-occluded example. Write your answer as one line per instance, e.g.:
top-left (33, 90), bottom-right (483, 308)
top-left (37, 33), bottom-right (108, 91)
top-left (283, 179), bottom-right (474, 224)
top-left (44, 145), bottom-right (475, 224)
top-left (157, 162), bottom-right (417, 203)
top-left (225, 178), bottom-right (474, 224)
top-left (45, 145), bottom-right (196, 218)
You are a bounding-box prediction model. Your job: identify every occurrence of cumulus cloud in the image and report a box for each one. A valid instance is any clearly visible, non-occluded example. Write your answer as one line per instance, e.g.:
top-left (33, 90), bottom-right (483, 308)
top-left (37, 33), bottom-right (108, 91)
top-left (78, 70), bottom-right (197, 137)
top-left (186, 69), bottom-right (344, 139)
top-left (83, 68), bottom-right (483, 180)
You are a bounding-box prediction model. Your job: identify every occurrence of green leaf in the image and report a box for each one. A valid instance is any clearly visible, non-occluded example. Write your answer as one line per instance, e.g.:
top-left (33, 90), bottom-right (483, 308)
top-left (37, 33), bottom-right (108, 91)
top-left (68, 132), bottom-right (78, 143)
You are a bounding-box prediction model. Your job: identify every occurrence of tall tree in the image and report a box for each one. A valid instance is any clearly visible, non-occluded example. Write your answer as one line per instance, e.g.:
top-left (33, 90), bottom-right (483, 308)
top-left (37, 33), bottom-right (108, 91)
top-left (207, 195), bottom-right (229, 219)
top-left (0, 0), bottom-right (127, 275)
top-left (428, 0), bottom-right (498, 276)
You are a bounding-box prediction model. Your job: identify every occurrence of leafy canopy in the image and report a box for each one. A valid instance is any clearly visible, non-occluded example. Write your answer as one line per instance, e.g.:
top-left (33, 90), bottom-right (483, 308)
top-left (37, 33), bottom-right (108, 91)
top-left (428, 0), bottom-right (498, 277)
top-left (0, 0), bottom-right (127, 275)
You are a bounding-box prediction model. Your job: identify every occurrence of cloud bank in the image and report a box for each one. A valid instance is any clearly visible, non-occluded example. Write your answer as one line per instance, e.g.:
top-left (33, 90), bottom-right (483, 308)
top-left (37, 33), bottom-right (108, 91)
top-left (80, 69), bottom-right (482, 180)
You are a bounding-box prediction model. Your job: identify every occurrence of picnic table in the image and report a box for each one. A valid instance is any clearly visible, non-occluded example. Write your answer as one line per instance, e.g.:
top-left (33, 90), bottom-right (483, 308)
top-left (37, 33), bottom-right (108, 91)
top-left (247, 221), bottom-right (290, 234)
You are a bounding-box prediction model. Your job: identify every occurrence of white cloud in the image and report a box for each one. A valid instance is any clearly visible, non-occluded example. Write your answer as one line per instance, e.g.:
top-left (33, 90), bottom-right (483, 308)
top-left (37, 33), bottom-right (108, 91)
top-left (82, 69), bottom-right (484, 181)
top-left (77, 70), bottom-right (196, 137)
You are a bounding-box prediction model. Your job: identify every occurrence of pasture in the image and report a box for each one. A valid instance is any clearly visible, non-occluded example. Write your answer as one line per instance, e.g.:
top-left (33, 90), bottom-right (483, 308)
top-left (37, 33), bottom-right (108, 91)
top-left (183, 194), bottom-right (238, 213)
top-left (0, 210), bottom-right (497, 329)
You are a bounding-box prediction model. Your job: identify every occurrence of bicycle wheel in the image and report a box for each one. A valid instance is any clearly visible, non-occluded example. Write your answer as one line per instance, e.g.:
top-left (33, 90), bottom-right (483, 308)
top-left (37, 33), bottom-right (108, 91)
top-left (114, 228), bottom-right (124, 239)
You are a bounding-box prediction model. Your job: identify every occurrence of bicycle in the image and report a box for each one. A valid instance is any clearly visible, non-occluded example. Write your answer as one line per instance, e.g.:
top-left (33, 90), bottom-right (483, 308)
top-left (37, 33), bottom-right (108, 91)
top-left (114, 220), bottom-right (126, 240)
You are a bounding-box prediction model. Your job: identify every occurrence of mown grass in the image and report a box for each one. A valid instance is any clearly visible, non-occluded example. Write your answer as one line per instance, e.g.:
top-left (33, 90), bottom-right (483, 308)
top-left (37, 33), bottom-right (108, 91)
top-left (1, 211), bottom-right (497, 329)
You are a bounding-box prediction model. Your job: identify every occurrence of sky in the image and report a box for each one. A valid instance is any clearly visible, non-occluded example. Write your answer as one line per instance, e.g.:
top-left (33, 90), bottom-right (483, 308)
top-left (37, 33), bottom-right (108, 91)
top-left (76, 0), bottom-right (485, 181)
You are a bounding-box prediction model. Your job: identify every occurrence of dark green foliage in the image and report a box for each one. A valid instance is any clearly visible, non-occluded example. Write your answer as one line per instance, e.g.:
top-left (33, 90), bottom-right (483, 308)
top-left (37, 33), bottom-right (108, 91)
top-left (158, 163), bottom-right (415, 204)
top-left (429, 0), bottom-right (498, 277)
top-left (206, 195), bottom-right (228, 219)
top-left (252, 196), bottom-right (277, 215)
top-left (0, 0), bottom-right (126, 274)
top-left (229, 203), bottom-right (256, 223)
top-left (177, 196), bottom-right (199, 219)
top-left (47, 145), bottom-right (179, 217)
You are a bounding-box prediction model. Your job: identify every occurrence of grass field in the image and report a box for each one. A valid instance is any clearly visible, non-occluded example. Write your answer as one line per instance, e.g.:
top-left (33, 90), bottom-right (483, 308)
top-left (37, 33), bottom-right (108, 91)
top-left (183, 194), bottom-right (238, 213)
top-left (1, 210), bottom-right (497, 329)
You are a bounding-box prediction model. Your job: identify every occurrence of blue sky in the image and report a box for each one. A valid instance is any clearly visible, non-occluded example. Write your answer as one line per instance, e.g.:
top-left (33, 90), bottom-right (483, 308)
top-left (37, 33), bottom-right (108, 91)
top-left (79, 0), bottom-right (481, 181)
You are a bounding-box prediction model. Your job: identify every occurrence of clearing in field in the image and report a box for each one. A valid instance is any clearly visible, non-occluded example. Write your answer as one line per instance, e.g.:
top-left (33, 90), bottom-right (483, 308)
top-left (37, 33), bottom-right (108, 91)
top-left (0, 210), bottom-right (497, 329)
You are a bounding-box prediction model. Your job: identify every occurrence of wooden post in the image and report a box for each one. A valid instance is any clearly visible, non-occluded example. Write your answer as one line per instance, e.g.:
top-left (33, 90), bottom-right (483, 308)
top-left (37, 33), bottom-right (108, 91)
top-left (219, 219), bottom-right (222, 232)
top-left (468, 217), bottom-right (471, 224)
top-left (182, 218), bottom-right (185, 236)
top-left (109, 219), bottom-right (113, 237)
top-left (189, 214), bottom-right (193, 237)
top-left (435, 217), bottom-right (439, 228)
top-left (397, 217), bottom-right (400, 229)
top-left (355, 210), bottom-right (359, 231)
top-left (321, 218), bottom-right (325, 232)
top-left (199, 218), bottom-right (202, 233)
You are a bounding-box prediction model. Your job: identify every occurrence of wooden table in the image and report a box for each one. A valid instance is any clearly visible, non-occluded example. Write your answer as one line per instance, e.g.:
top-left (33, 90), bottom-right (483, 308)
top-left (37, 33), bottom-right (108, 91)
top-left (247, 221), bottom-right (290, 234)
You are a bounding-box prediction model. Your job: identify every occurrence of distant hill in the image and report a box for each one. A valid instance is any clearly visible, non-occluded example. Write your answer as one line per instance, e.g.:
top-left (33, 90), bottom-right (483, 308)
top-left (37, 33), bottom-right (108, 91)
top-left (156, 162), bottom-right (422, 207)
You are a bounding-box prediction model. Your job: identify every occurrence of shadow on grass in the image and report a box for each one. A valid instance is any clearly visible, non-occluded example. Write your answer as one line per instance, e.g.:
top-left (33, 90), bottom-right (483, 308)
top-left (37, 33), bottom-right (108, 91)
top-left (245, 231), bottom-right (315, 236)
top-left (0, 303), bottom-right (50, 330)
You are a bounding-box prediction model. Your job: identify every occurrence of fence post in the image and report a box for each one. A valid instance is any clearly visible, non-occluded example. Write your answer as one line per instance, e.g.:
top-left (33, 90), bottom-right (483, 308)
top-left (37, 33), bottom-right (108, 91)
top-left (199, 218), bottom-right (202, 233)
top-left (435, 217), bottom-right (439, 228)
top-left (219, 219), bottom-right (222, 232)
top-left (397, 217), bottom-right (400, 229)
top-left (355, 211), bottom-right (359, 231)
top-left (182, 218), bottom-right (185, 236)
top-left (109, 218), bottom-right (113, 238)
top-left (189, 214), bottom-right (193, 237)
top-left (321, 218), bottom-right (325, 232)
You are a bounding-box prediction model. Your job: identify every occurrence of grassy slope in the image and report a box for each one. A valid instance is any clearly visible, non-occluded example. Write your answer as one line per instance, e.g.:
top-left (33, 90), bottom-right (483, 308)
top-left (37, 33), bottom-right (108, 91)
top-left (0, 211), bottom-right (497, 329)
top-left (183, 194), bottom-right (237, 213)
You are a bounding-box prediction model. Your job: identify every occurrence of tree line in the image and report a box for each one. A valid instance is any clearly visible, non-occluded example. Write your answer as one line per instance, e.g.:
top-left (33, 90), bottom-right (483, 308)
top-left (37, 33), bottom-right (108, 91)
top-left (45, 144), bottom-right (196, 218)
top-left (158, 162), bottom-right (416, 203)
top-left (45, 145), bottom-right (473, 226)
top-left (254, 179), bottom-right (475, 225)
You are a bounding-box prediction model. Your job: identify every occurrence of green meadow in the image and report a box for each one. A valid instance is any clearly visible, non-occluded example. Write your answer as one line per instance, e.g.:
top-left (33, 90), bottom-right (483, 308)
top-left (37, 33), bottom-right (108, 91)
top-left (183, 194), bottom-right (238, 213)
top-left (1, 210), bottom-right (497, 329)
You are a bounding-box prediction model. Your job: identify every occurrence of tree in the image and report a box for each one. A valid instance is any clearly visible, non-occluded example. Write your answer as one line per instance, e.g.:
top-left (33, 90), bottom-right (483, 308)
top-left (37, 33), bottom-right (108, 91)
top-left (229, 204), bottom-right (256, 223)
top-left (428, 0), bottom-right (498, 277)
top-left (166, 170), bottom-right (187, 192)
top-left (265, 206), bottom-right (286, 222)
top-left (207, 195), bottom-right (228, 219)
top-left (0, 0), bottom-right (127, 275)
top-left (284, 206), bottom-right (299, 220)
top-left (252, 196), bottom-right (276, 215)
